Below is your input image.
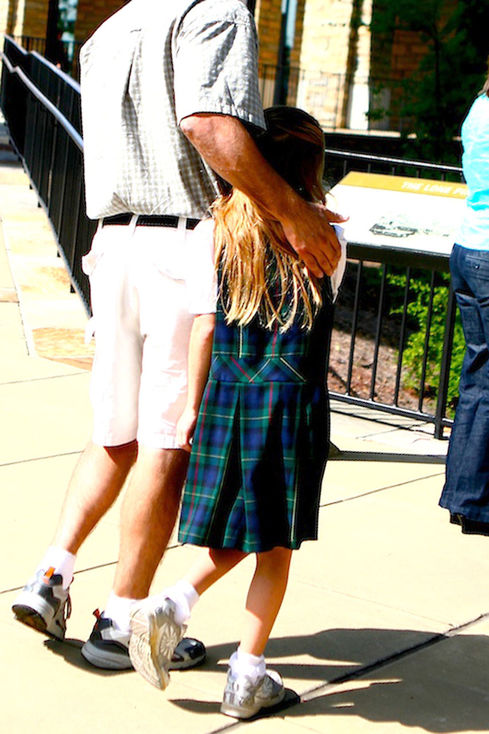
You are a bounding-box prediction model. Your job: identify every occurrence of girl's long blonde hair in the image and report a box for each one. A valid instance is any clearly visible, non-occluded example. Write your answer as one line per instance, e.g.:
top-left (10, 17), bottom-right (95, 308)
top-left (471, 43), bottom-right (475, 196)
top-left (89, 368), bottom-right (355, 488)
top-left (213, 106), bottom-right (326, 332)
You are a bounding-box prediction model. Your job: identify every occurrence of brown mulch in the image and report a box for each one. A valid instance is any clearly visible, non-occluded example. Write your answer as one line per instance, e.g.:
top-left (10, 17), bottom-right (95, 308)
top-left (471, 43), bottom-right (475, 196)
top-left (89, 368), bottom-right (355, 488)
top-left (327, 304), bottom-right (436, 415)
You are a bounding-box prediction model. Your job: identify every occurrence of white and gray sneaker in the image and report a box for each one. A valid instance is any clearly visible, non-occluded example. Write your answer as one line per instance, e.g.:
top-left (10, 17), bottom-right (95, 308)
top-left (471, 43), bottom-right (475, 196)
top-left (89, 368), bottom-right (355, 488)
top-left (12, 567), bottom-right (71, 640)
top-left (220, 668), bottom-right (285, 719)
top-left (129, 596), bottom-right (185, 689)
top-left (82, 608), bottom-right (206, 673)
top-left (81, 610), bottom-right (132, 669)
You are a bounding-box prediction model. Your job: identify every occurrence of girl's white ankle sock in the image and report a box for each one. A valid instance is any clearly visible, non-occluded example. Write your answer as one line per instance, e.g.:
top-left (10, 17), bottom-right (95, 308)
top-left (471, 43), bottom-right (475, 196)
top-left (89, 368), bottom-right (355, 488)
top-left (163, 580), bottom-right (199, 625)
top-left (230, 647), bottom-right (266, 683)
top-left (104, 592), bottom-right (138, 634)
top-left (37, 546), bottom-right (76, 590)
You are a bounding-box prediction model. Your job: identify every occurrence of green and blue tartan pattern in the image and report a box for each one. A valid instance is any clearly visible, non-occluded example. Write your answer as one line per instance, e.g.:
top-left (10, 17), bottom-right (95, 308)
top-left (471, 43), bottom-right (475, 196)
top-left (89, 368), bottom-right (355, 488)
top-left (178, 288), bottom-right (333, 552)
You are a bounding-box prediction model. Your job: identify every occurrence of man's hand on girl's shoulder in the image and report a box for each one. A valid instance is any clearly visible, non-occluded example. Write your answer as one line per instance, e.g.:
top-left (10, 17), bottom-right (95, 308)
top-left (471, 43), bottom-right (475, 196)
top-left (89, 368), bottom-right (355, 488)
top-left (282, 201), bottom-right (348, 278)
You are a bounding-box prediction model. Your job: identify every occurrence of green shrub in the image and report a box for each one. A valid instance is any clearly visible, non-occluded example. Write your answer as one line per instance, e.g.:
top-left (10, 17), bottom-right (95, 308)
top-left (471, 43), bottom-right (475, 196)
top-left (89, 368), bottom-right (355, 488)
top-left (388, 271), bottom-right (465, 413)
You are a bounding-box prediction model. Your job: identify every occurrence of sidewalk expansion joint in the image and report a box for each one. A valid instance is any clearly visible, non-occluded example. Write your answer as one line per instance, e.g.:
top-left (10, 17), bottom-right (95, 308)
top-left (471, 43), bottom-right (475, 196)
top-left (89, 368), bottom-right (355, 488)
top-left (320, 470), bottom-right (445, 509)
top-left (68, 543), bottom-right (183, 582)
top-left (2, 541), bottom-right (183, 595)
top-left (0, 449), bottom-right (83, 469)
top-left (332, 450), bottom-right (446, 464)
top-left (0, 371), bottom-right (88, 386)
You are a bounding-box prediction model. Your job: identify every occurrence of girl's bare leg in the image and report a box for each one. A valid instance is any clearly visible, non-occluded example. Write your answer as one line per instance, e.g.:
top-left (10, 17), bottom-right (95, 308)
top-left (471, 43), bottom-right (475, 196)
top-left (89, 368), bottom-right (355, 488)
top-left (184, 547), bottom-right (247, 595)
top-left (184, 546), bottom-right (292, 656)
top-left (240, 547), bottom-right (292, 657)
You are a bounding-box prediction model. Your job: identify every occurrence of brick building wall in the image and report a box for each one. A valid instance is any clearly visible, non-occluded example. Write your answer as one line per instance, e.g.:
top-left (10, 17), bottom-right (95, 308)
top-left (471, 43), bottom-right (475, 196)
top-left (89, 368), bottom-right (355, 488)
top-left (255, 0), bottom-right (282, 67)
top-left (0, 0), bottom-right (123, 44)
top-left (74, 0), bottom-right (124, 42)
top-left (388, 0), bottom-right (457, 83)
top-left (2, 0), bottom-right (49, 38)
top-left (369, 0), bottom-right (459, 130)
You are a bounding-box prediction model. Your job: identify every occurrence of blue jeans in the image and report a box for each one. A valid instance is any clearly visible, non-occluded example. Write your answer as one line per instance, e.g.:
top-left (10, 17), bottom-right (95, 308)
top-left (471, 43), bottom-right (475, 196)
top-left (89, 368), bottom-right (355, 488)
top-left (440, 244), bottom-right (489, 523)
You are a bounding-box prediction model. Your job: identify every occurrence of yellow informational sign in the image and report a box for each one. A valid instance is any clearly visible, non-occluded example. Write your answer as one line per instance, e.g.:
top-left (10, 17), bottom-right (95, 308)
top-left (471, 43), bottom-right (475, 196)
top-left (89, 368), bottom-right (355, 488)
top-left (329, 171), bottom-right (468, 256)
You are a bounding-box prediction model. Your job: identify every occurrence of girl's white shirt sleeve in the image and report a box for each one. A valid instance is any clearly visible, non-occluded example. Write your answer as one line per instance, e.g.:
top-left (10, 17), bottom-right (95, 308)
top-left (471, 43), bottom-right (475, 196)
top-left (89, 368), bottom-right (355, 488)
top-left (185, 218), bottom-right (346, 311)
top-left (330, 224), bottom-right (347, 302)
top-left (185, 218), bottom-right (218, 314)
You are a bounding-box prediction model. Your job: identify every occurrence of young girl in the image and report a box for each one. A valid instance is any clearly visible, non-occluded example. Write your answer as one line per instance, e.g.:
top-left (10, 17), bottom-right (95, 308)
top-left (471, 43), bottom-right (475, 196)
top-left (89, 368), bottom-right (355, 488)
top-left (128, 106), bottom-right (345, 719)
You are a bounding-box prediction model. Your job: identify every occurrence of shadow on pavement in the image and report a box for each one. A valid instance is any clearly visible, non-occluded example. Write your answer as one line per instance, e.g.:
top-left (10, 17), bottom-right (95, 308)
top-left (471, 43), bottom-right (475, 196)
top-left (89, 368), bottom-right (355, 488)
top-left (173, 628), bottom-right (489, 732)
top-left (42, 626), bottom-right (489, 730)
top-left (172, 687), bottom-right (300, 720)
top-left (294, 677), bottom-right (489, 732)
top-left (43, 637), bottom-right (132, 677)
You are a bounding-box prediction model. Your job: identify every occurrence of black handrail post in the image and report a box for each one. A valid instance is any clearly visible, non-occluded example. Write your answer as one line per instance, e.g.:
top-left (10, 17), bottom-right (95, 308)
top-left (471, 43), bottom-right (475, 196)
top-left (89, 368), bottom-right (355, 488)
top-left (393, 266), bottom-right (411, 406)
top-left (434, 283), bottom-right (457, 440)
top-left (369, 263), bottom-right (388, 402)
top-left (346, 260), bottom-right (363, 394)
top-left (418, 271), bottom-right (436, 413)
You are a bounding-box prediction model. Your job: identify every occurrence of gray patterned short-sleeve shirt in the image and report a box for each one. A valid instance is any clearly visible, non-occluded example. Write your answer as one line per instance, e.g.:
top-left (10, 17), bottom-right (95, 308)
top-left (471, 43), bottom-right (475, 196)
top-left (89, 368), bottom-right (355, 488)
top-left (80, 0), bottom-right (265, 220)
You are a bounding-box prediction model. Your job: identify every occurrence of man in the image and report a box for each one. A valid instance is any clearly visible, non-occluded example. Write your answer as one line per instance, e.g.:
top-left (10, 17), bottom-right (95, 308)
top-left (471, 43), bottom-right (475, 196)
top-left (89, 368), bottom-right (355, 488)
top-left (12, 0), bottom-right (342, 671)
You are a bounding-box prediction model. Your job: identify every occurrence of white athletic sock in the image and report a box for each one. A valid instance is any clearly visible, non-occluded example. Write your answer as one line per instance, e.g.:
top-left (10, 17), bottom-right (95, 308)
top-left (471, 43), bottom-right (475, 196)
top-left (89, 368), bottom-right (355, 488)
top-left (104, 592), bottom-right (138, 635)
top-left (162, 579), bottom-right (199, 626)
top-left (229, 647), bottom-right (266, 683)
top-left (37, 546), bottom-right (76, 590)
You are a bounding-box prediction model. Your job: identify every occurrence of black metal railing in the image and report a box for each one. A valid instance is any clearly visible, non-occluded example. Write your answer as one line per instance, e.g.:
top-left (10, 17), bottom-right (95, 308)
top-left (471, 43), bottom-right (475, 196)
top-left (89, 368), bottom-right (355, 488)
top-left (11, 35), bottom-right (82, 77)
top-left (1, 35), bottom-right (93, 311)
top-left (257, 64), bottom-right (420, 132)
top-left (324, 149), bottom-right (463, 187)
top-left (324, 149), bottom-right (463, 438)
top-left (258, 63), bottom-right (346, 127)
top-left (1, 35), bottom-right (464, 437)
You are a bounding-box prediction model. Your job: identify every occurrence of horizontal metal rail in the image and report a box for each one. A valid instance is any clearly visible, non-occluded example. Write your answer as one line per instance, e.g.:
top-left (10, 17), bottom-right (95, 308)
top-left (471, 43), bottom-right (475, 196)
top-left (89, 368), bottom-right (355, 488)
top-left (1, 36), bottom-right (92, 311)
top-left (2, 53), bottom-right (82, 150)
top-left (325, 148), bottom-right (462, 174)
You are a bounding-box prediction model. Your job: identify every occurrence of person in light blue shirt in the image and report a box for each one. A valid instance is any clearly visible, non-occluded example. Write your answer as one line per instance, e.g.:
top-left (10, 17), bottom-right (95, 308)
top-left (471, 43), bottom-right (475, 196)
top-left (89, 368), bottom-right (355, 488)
top-left (440, 71), bottom-right (489, 535)
top-left (457, 93), bottom-right (489, 250)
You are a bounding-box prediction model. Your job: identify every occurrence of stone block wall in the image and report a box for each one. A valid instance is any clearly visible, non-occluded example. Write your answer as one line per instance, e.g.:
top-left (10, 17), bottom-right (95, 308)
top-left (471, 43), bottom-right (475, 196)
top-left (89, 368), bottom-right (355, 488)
top-left (0, 0), bottom-right (12, 38)
top-left (296, 0), bottom-right (355, 127)
top-left (255, 0), bottom-right (366, 128)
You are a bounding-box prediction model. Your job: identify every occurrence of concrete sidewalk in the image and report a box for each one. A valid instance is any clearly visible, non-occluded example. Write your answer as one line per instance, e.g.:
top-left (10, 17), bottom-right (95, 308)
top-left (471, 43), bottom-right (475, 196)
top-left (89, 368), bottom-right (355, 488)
top-left (2, 125), bottom-right (489, 734)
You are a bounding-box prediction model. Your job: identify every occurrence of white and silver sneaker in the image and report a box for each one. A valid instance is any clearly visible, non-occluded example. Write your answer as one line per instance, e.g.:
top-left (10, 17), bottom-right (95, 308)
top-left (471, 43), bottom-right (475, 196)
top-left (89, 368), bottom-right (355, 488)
top-left (12, 567), bottom-right (71, 640)
top-left (221, 668), bottom-right (285, 719)
top-left (129, 596), bottom-right (186, 689)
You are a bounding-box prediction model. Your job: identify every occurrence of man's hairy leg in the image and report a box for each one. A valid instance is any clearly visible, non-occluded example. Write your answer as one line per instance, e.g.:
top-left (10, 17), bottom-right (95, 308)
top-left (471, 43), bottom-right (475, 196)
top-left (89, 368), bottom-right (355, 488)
top-left (54, 440), bottom-right (138, 554)
top-left (113, 448), bottom-right (189, 599)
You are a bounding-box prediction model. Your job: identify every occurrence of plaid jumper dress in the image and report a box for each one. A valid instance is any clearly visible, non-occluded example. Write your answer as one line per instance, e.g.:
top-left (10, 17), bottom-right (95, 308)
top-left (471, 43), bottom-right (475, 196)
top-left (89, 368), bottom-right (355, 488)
top-left (178, 281), bottom-right (334, 553)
